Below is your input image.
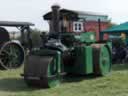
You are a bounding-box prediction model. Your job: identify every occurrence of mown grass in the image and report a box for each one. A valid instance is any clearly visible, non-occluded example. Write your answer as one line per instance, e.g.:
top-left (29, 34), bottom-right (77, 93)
top-left (0, 64), bottom-right (128, 96)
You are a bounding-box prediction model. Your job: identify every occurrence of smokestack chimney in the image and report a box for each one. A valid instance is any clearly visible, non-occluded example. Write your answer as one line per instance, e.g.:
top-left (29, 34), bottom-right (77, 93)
top-left (51, 4), bottom-right (60, 35)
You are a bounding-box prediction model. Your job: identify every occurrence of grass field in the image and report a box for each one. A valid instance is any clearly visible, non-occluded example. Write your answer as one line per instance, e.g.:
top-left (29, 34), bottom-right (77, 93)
top-left (0, 64), bottom-right (128, 96)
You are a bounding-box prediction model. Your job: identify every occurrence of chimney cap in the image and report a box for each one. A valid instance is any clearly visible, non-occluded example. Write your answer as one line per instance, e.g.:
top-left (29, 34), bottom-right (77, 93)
top-left (51, 4), bottom-right (60, 9)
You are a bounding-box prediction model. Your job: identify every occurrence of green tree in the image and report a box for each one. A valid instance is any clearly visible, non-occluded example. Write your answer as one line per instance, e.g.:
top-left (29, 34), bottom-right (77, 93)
top-left (15, 28), bottom-right (48, 48)
top-left (31, 28), bottom-right (42, 47)
top-left (107, 22), bottom-right (117, 28)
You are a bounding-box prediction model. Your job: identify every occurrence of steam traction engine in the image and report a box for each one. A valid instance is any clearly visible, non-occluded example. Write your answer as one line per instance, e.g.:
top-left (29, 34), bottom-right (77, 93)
top-left (0, 21), bottom-right (34, 69)
top-left (23, 5), bottom-right (112, 88)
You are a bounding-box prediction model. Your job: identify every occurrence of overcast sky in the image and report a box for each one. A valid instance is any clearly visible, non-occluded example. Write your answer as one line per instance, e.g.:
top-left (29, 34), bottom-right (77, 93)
top-left (0, 0), bottom-right (128, 31)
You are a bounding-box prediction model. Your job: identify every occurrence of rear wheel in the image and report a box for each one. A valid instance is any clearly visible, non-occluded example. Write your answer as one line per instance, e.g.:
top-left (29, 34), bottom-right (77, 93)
top-left (0, 41), bottom-right (24, 69)
top-left (92, 44), bottom-right (111, 76)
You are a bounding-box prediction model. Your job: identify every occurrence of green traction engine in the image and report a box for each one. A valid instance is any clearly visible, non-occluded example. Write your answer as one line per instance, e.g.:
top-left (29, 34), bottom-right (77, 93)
top-left (23, 5), bottom-right (112, 88)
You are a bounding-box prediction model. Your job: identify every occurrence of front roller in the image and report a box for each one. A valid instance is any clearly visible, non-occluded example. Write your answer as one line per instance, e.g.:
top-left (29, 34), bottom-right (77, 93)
top-left (92, 44), bottom-right (111, 76)
top-left (23, 50), bottom-right (61, 88)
